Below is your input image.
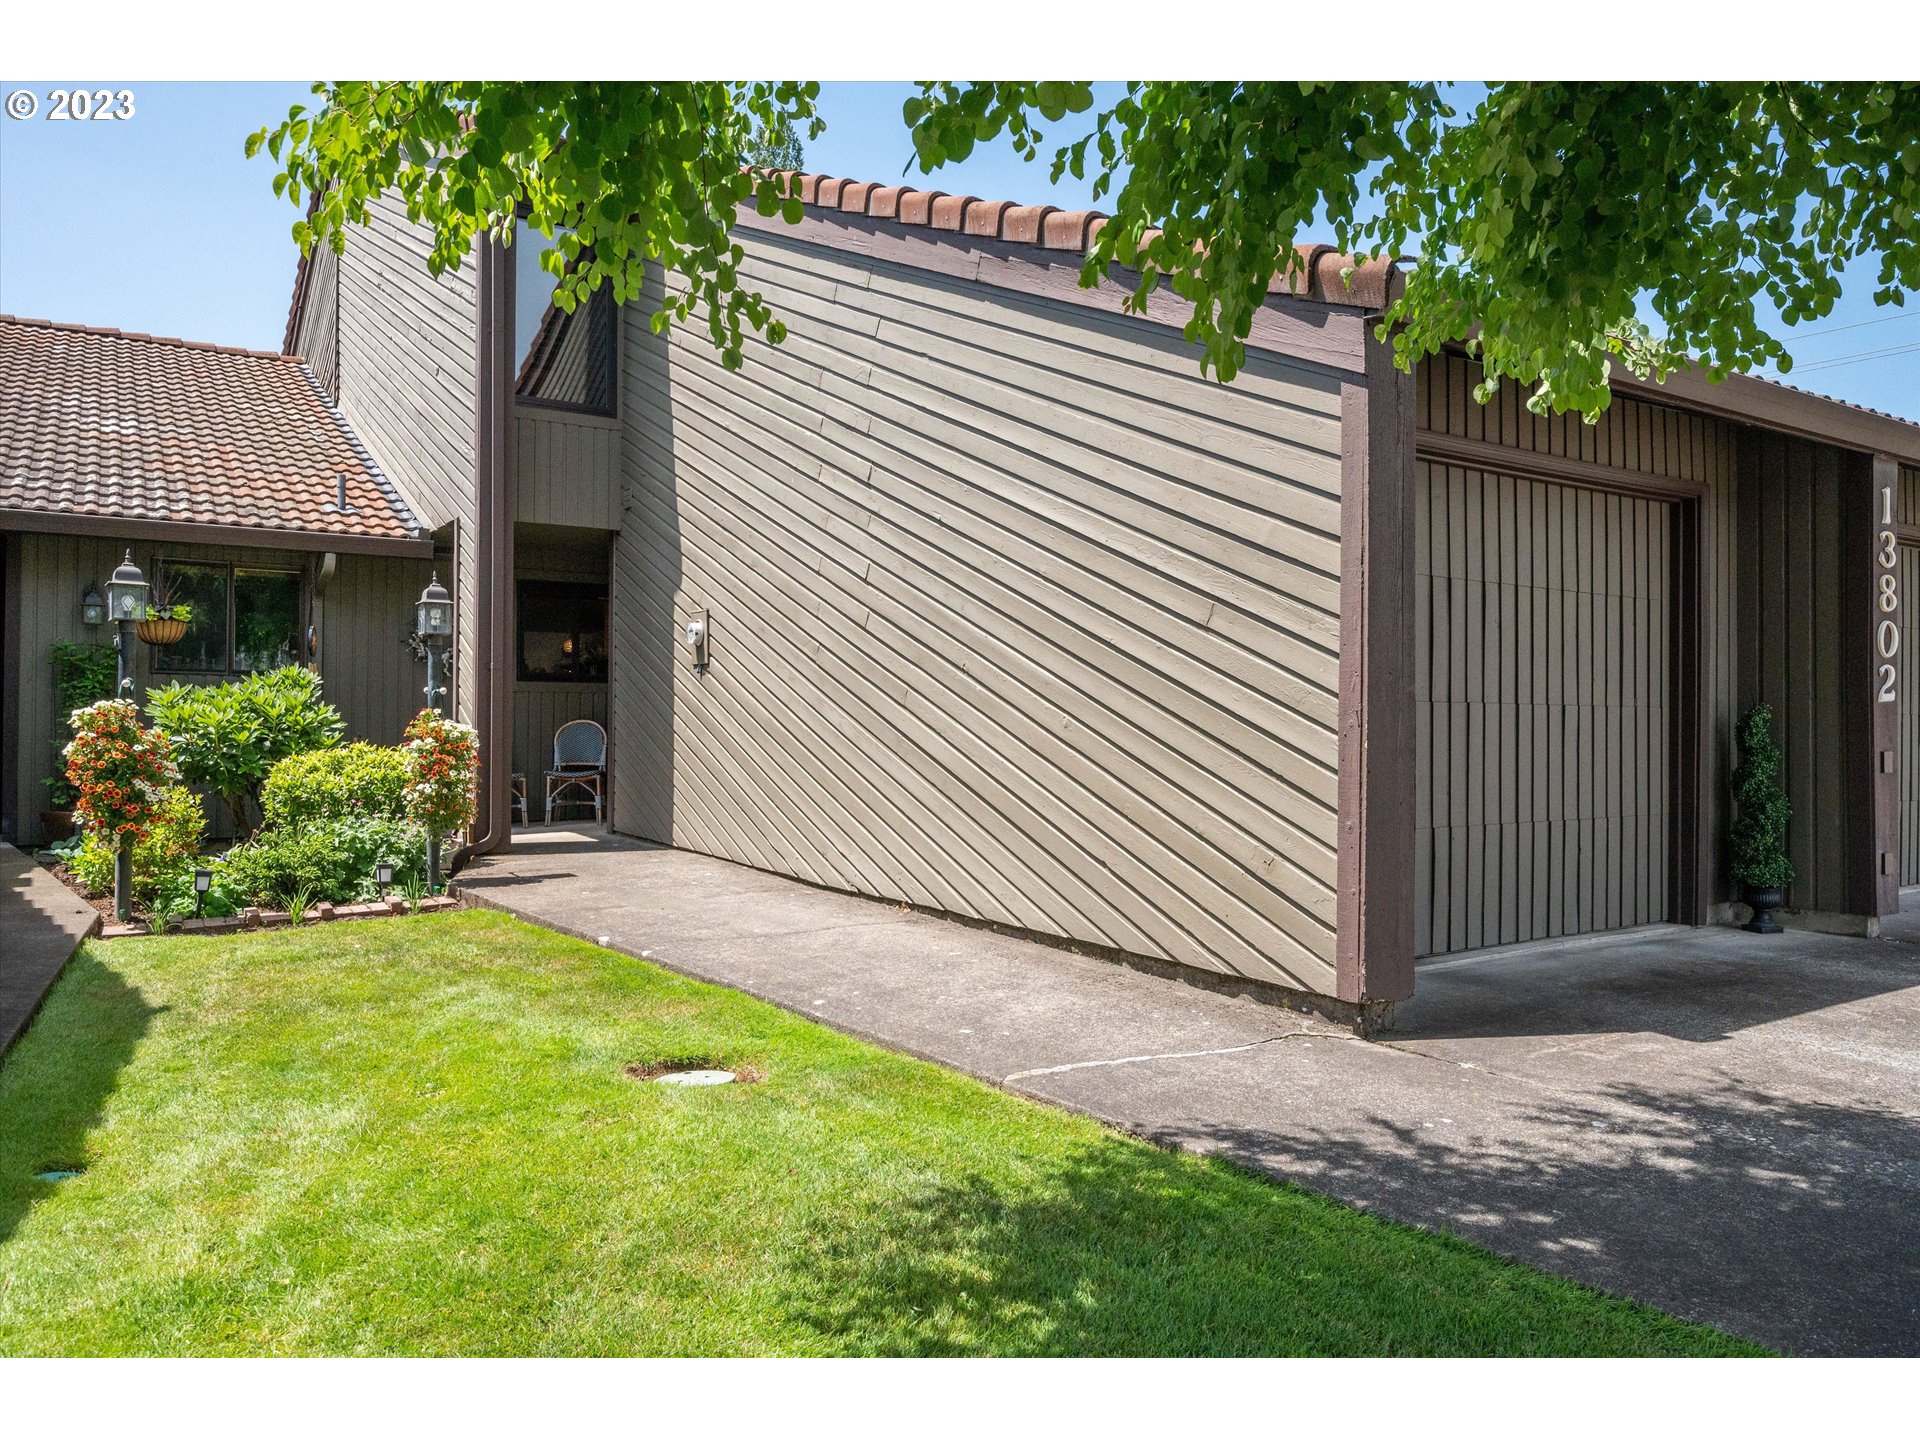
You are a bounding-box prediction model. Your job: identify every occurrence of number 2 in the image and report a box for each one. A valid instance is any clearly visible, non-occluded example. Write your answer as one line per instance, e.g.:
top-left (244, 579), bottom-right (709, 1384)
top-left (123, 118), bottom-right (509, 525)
top-left (1881, 664), bottom-right (1898, 703)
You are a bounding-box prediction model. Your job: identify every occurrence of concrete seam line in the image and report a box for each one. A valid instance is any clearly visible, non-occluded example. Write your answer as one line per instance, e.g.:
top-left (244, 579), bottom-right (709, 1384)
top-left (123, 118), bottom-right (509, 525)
top-left (1002, 1031), bottom-right (1357, 1084)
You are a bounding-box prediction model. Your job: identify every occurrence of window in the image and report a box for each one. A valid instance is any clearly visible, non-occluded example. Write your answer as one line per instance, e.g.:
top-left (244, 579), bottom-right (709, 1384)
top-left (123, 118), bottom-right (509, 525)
top-left (517, 581), bottom-right (608, 683)
top-left (514, 222), bottom-right (617, 416)
top-left (152, 563), bottom-right (302, 674)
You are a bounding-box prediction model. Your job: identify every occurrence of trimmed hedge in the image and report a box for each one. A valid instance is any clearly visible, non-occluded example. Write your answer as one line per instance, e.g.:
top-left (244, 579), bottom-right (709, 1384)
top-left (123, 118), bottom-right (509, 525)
top-left (262, 742), bottom-right (410, 831)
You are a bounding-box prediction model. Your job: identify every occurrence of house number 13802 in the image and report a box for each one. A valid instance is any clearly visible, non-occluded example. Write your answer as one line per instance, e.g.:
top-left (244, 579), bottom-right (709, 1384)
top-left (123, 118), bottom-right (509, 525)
top-left (1879, 480), bottom-right (1900, 703)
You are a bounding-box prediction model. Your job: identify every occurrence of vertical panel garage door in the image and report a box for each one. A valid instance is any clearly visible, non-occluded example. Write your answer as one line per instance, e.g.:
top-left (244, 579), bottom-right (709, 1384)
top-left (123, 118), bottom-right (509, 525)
top-left (1899, 545), bottom-right (1920, 886)
top-left (1414, 463), bottom-right (1672, 956)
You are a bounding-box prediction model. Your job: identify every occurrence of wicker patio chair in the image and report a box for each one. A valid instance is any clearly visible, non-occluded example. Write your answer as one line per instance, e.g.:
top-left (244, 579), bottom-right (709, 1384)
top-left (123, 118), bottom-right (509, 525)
top-left (544, 719), bottom-right (607, 824)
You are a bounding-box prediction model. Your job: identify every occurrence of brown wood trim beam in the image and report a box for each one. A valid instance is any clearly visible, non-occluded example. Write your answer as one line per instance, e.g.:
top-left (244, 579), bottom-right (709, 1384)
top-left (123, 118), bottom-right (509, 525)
top-left (1335, 336), bottom-right (1416, 1005)
top-left (1669, 498), bottom-right (1708, 924)
top-left (1415, 432), bottom-right (1710, 501)
top-left (1847, 455), bottom-right (1904, 916)
top-left (0, 508), bottom-right (433, 558)
top-left (731, 207), bottom-right (1372, 377)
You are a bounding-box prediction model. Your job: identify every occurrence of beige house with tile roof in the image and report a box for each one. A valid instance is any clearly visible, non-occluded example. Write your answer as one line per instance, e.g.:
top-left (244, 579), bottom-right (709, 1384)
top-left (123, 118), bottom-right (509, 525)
top-left (0, 315), bottom-right (435, 842)
top-left (13, 165), bottom-right (1920, 1019)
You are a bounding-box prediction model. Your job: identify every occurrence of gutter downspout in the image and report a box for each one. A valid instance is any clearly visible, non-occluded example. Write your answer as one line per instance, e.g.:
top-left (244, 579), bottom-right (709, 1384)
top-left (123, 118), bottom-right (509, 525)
top-left (451, 229), bottom-right (516, 874)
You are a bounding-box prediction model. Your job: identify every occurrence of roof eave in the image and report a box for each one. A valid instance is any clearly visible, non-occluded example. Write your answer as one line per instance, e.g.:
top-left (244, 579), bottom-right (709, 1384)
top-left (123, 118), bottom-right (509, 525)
top-left (0, 507), bottom-right (434, 558)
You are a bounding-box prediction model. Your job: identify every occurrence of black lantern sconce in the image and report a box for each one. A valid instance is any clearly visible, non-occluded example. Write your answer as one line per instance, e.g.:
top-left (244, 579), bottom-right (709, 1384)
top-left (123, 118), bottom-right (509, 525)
top-left (415, 573), bottom-right (453, 718)
top-left (81, 582), bottom-right (105, 628)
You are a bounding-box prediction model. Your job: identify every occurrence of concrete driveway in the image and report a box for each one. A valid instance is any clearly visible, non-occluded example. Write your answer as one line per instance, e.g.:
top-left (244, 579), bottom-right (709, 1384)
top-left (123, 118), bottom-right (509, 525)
top-left (459, 827), bottom-right (1920, 1356)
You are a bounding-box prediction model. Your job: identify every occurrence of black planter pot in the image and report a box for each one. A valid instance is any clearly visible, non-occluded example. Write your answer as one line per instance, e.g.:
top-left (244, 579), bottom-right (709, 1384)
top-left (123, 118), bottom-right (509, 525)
top-left (1743, 885), bottom-right (1785, 934)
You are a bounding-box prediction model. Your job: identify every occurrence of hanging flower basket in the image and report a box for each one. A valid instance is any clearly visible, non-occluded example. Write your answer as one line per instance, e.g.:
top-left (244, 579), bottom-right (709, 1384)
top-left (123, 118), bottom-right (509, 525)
top-left (136, 616), bottom-right (188, 646)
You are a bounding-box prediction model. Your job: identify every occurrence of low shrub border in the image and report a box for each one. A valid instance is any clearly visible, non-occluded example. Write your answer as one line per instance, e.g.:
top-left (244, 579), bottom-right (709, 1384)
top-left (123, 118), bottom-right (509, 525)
top-left (97, 892), bottom-right (463, 940)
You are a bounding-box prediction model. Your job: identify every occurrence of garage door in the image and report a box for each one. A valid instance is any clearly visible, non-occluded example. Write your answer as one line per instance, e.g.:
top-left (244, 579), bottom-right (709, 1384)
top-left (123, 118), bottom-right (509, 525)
top-left (1899, 544), bottom-right (1920, 886)
top-left (1414, 463), bottom-right (1672, 956)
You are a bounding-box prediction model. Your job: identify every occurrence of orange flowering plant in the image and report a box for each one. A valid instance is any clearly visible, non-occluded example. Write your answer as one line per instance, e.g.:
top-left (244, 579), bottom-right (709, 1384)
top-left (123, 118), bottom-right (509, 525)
top-left (402, 709), bottom-right (478, 838)
top-left (64, 699), bottom-right (181, 844)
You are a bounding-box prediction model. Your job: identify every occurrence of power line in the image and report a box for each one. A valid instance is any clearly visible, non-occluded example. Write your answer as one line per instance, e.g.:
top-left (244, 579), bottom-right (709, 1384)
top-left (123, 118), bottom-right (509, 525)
top-left (1782, 308), bottom-right (1920, 341)
top-left (1788, 339), bottom-right (1920, 374)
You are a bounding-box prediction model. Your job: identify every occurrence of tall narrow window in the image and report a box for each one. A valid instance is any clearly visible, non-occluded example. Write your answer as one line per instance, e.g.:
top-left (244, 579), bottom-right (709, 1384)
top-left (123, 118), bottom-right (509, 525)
top-left (233, 570), bottom-right (302, 672)
top-left (515, 223), bottom-right (618, 416)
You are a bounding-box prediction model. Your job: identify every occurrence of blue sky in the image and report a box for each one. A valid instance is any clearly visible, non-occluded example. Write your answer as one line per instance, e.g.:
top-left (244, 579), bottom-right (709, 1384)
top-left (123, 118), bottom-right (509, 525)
top-left (1, 80), bottom-right (1913, 420)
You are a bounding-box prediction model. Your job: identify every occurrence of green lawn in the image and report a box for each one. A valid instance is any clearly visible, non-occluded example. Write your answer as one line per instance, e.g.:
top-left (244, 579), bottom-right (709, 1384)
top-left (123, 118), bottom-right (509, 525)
top-left (0, 910), bottom-right (1762, 1356)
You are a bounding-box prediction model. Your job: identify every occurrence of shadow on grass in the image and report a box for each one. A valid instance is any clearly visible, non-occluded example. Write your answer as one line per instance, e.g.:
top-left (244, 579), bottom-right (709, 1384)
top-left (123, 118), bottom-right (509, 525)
top-left (771, 1134), bottom-right (1748, 1357)
top-left (0, 950), bottom-right (158, 1245)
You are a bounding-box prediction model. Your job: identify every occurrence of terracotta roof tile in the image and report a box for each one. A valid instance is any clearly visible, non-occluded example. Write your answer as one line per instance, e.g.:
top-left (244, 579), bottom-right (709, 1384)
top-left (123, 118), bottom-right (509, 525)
top-left (0, 314), bottom-right (419, 542)
top-left (749, 169), bottom-right (1404, 309)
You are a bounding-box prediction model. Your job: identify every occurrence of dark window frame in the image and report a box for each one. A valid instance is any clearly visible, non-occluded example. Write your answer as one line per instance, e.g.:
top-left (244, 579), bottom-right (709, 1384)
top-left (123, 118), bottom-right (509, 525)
top-left (149, 561), bottom-right (305, 677)
top-left (514, 227), bottom-right (620, 420)
top-left (515, 579), bottom-right (610, 684)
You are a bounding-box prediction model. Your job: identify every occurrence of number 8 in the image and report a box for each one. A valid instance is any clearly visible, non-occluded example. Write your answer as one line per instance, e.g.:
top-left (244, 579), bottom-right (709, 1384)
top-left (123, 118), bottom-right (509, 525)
top-left (1882, 572), bottom-right (1899, 612)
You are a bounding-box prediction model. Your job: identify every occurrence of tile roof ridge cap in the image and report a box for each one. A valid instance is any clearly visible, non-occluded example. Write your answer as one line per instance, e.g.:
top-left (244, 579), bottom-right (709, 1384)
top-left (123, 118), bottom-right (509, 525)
top-left (0, 312), bottom-right (297, 363)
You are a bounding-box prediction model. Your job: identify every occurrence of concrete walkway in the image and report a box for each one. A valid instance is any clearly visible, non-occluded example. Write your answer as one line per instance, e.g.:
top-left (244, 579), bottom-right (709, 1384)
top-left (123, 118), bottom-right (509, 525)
top-left (0, 843), bottom-right (101, 1058)
top-left (460, 827), bottom-right (1920, 1356)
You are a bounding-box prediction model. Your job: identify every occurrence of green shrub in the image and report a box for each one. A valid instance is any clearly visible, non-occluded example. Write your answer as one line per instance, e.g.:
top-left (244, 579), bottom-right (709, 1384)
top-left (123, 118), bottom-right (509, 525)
top-left (68, 786), bottom-right (206, 905)
top-left (261, 743), bottom-right (410, 831)
top-left (146, 667), bottom-right (344, 834)
top-left (220, 817), bottom-right (426, 906)
top-left (151, 863), bottom-right (246, 922)
top-left (1730, 702), bottom-right (1795, 891)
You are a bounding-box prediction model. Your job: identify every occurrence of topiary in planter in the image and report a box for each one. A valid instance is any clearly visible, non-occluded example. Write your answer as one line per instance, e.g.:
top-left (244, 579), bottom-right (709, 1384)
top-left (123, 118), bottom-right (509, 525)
top-left (1730, 702), bottom-right (1793, 934)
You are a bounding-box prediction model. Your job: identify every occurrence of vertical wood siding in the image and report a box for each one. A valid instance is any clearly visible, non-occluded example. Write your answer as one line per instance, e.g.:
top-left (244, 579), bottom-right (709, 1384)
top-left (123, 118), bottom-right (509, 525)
top-left (1735, 431), bottom-right (1859, 914)
top-left (319, 552), bottom-right (436, 745)
top-left (7, 533), bottom-right (421, 844)
top-left (1414, 353), bottom-right (1740, 948)
top-left (1897, 464), bottom-right (1920, 528)
top-left (1412, 464), bottom-right (1671, 953)
top-left (613, 237), bottom-right (1350, 995)
top-left (515, 408), bottom-right (621, 530)
top-left (332, 192), bottom-right (479, 725)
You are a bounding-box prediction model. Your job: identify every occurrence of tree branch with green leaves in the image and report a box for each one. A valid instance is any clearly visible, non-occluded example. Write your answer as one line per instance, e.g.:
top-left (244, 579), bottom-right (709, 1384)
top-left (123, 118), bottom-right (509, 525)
top-left (250, 81), bottom-right (823, 368)
top-left (904, 81), bottom-right (1920, 417)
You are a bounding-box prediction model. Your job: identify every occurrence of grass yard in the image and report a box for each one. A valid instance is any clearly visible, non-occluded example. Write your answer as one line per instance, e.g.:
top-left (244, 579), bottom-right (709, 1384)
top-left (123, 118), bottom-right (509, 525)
top-left (0, 910), bottom-right (1763, 1356)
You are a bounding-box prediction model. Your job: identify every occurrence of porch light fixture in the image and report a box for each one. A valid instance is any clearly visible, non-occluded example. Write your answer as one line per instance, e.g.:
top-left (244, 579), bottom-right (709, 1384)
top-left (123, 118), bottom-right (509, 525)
top-left (80, 582), bottom-right (105, 627)
top-left (106, 551), bottom-right (147, 624)
top-left (415, 574), bottom-right (453, 718)
top-left (193, 868), bottom-right (212, 918)
top-left (376, 862), bottom-right (394, 898)
top-left (104, 551), bottom-right (148, 922)
top-left (416, 574), bottom-right (453, 638)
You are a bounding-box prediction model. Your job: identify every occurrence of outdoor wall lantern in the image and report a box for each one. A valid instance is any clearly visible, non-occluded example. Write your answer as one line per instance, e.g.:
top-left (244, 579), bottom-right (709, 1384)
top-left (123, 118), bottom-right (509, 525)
top-left (193, 869), bottom-right (212, 918)
top-left (376, 862), bottom-right (395, 899)
top-left (80, 581), bottom-right (105, 627)
top-left (414, 574), bottom-right (453, 717)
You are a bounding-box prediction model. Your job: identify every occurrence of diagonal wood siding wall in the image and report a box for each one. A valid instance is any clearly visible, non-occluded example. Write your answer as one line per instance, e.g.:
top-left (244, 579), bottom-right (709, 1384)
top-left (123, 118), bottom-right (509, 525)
top-left (612, 237), bottom-right (1351, 995)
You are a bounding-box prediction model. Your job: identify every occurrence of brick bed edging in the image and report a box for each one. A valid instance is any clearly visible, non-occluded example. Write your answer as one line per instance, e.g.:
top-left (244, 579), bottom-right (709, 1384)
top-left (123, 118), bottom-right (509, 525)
top-left (98, 894), bottom-right (465, 940)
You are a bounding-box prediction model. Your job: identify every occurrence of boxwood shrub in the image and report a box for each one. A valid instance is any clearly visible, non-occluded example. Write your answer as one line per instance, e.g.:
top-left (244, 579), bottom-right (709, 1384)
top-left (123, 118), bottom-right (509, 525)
top-left (261, 742), bottom-right (410, 830)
